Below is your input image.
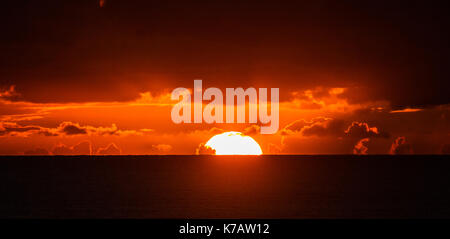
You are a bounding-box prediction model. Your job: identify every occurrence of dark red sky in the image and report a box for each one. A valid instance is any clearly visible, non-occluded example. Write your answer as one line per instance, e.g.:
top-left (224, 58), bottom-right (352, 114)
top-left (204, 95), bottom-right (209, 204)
top-left (1, 0), bottom-right (449, 108)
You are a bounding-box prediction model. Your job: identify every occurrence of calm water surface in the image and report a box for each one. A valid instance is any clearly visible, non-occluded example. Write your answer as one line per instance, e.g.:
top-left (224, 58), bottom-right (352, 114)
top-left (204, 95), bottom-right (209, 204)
top-left (1, 155), bottom-right (449, 218)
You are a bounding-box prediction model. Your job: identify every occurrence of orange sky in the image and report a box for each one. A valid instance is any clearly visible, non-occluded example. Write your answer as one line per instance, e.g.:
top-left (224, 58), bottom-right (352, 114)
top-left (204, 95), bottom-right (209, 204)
top-left (0, 1), bottom-right (449, 155)
top-left (0, 85), bottom-right (449, 155)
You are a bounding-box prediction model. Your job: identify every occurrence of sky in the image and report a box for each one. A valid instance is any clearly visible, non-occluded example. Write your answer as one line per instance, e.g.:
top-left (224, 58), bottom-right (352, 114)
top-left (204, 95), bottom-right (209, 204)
top-left (0, 0), bottom-right (449, 155)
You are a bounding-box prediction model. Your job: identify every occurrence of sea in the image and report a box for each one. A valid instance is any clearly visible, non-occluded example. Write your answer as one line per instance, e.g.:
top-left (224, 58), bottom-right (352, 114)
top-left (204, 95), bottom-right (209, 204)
top-left (1, 155), bottom-right (450, 218)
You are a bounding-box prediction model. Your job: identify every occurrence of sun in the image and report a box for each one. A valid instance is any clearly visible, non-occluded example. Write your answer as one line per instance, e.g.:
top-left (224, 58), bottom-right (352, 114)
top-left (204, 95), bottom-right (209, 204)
top-left (205, 131), bottom-right (263, 155)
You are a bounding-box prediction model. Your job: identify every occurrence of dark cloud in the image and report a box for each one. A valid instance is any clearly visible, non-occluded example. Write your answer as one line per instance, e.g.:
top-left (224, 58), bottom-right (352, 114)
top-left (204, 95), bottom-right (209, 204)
top-left (301, 119), bottom-right (346, 137)
top-left (281, 118), bottom-right (329, 135)
top-left (282, 120), bottom-right (310, 134)
top-left (52, 145), bottom-right (73, 155)
top-left (353, 138), bottom-right (370, 155)
top-left (345, 122), bottom-right (389, 138)
top-left (0, 85), bottom-right (20, 101)
top-left (389, 136), bottom-right (413, 155)
top-left (195, 143), bottom-right (215, 155)
top-left (0, 121), bottom-right (147, 138)
top-left (57, 122), bottom-right (143, 136)
top-left (283, 118), bottom-right (389, 140)
top-left (280, 118), bottom-right (392, 154)
top-left (150, 144), bottom-right (172, 154)
top-left (59, 122), bottom-right (87, 135)
top-left (96, 143), bottom-right (121, 155)
top-left (38, 130), bottom-right (59, 137)
top-left (0, 122), bottom-right (42, 136)
top-left (52, 141), bottom-right (92, 155)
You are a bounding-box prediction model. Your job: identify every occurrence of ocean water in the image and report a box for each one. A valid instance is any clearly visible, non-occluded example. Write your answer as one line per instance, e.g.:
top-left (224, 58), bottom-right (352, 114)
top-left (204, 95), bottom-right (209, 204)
top-left (1, 155), bottom-right (450, 218)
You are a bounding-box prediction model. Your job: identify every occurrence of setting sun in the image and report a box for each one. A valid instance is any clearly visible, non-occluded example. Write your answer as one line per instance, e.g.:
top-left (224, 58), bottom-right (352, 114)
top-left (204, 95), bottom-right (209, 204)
top-left (205, 131), bottom-right (263, 155)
